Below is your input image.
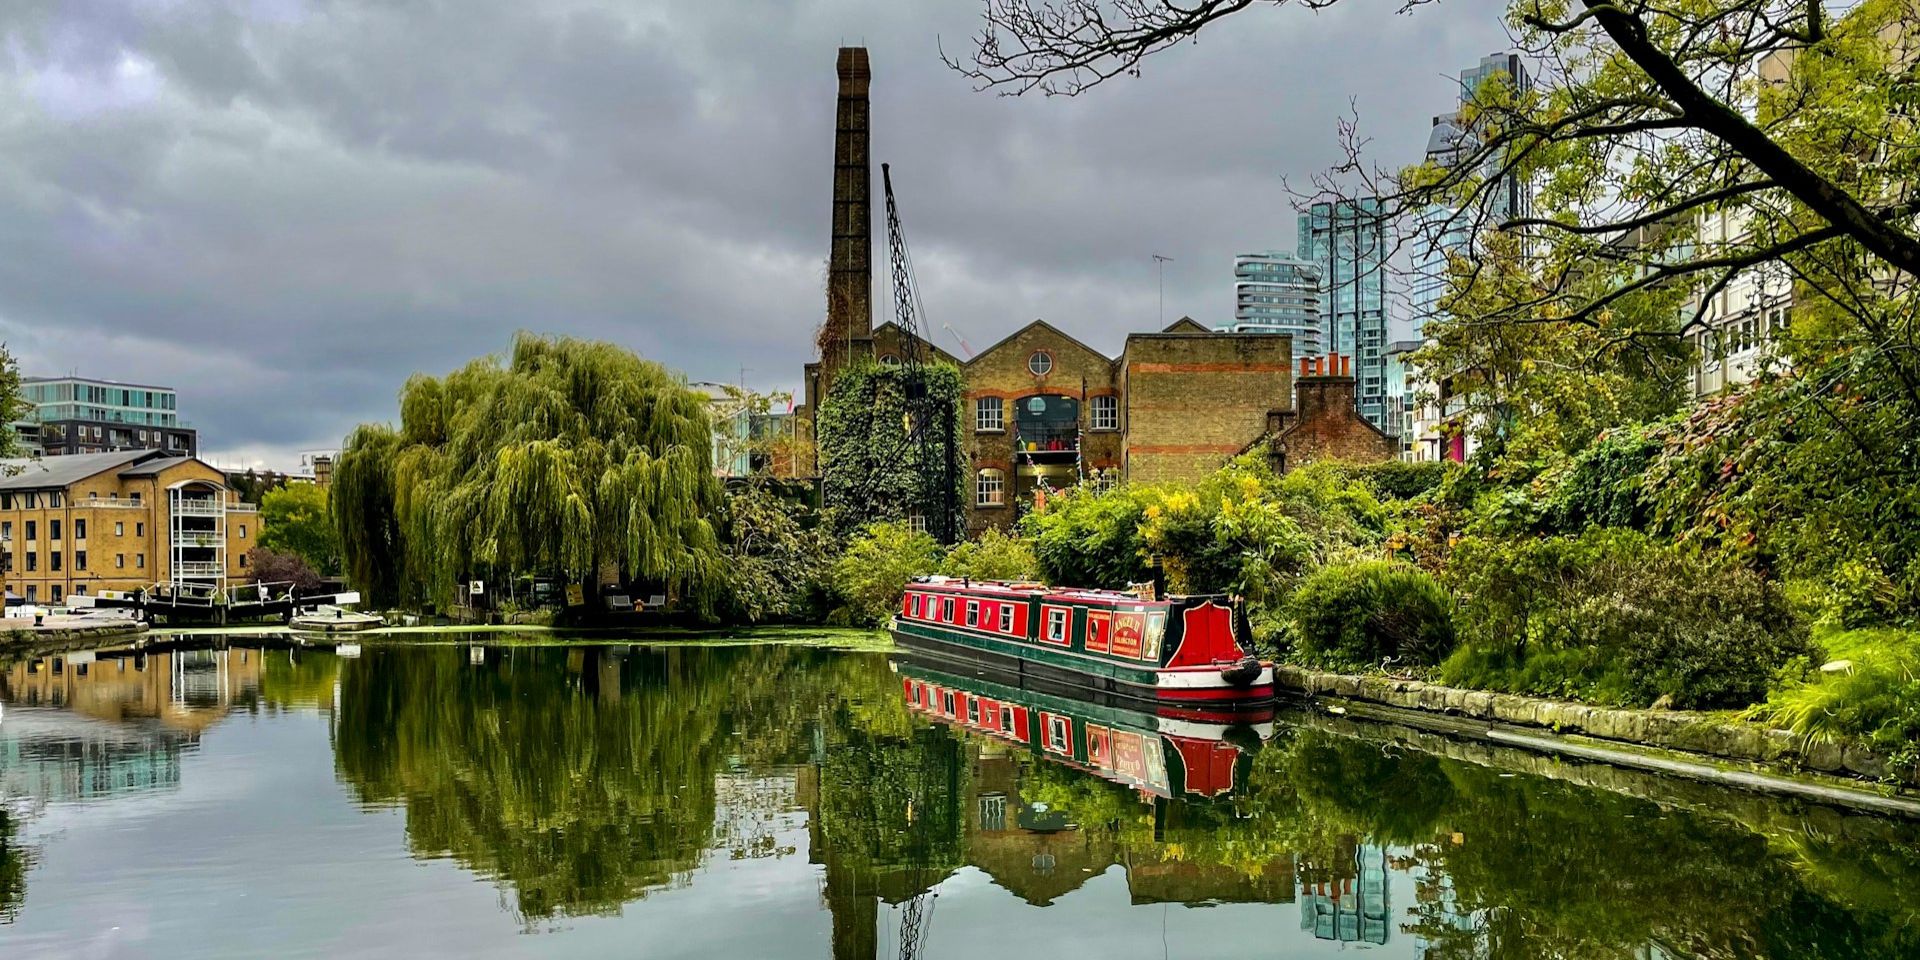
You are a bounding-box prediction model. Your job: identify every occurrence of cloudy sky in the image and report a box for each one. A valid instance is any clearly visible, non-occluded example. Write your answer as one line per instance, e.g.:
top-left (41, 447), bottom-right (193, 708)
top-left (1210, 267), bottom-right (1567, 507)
top-left (0, 0), bottom-right (1510, 469)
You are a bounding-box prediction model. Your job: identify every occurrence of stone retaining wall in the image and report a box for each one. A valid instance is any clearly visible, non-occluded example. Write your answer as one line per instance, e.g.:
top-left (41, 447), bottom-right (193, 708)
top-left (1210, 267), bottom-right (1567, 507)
top-left (1275, 664), bottom-right (1912, 786)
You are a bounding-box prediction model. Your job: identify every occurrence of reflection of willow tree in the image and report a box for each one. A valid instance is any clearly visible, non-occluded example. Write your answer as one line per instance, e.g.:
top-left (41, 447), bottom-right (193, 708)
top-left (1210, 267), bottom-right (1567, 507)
top-left (256, 648), bottom-right (343, 714)
top-left (332, 645), bottom-right (904, 924)
top-left (0, 807), bottom-right (31, 923)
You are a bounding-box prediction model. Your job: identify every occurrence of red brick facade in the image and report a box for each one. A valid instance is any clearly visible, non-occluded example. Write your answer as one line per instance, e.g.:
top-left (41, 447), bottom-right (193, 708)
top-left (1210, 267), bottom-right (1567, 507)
top-left (1256, 354), bottom-right (1398, 472)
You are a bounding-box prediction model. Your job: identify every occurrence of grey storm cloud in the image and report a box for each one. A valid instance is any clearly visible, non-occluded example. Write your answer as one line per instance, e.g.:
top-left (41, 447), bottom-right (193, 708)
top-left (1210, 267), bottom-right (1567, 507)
top-left (0, 0), bottom-right (1510, 468)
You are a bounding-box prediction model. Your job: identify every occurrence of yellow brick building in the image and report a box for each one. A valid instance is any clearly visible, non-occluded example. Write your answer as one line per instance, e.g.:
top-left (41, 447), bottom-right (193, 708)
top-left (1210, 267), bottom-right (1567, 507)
top-left (0, 450), bottom-right (257, 606)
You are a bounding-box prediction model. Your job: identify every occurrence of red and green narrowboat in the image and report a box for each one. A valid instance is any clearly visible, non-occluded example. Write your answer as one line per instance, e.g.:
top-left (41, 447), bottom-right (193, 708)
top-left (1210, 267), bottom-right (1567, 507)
top-left (889, 577), bottom-right (1275, 710)
top-left (896, 659), bottom-right (1270, 799)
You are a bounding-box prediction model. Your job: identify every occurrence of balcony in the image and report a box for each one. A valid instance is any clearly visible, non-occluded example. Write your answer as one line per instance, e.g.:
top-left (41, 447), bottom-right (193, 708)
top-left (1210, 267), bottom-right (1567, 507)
top-left (173, 561), bottom-right (225, 578)
top-left (1013, 427), bottom-right (1080, 461)
top-left (173, 533), bottom-right (224, 548)
top-left (173, 499), bottom-right (224, 517)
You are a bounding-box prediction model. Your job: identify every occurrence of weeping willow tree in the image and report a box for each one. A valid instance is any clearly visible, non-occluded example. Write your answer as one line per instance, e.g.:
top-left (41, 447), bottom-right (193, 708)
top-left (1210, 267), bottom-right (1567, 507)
top-left (332, 333), bottom-right (725, 611)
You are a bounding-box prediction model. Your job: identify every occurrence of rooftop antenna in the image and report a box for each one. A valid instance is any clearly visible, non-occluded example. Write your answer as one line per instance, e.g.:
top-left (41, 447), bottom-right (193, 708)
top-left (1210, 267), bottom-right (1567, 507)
top-left (1152, 254), bottom-right (1174, 326)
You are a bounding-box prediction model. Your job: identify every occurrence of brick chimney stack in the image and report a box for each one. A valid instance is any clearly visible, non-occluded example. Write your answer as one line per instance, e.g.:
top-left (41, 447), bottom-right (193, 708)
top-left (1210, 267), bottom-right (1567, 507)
top-left (1294, 351), bottom-right (1360, 422)
top-left (820, 47), bottom-right (874, 387)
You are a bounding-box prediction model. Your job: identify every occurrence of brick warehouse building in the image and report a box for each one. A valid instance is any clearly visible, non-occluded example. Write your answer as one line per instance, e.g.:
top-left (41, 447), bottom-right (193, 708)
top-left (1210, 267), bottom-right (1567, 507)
top-left (863, 317), bottom-right (1380, 534)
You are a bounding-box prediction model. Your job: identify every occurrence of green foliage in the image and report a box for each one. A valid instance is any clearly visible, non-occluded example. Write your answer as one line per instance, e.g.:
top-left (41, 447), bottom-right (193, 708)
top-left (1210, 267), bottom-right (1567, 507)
top-left (1536, 420), bottom-right (1665, 533)
top-left (816, 359), bottom-right (966, 539)
top-left (1017, 483), bottom-right (1152, 589)
top-left (332, 334), bottom-right (726, 612)
top-left (0, 346), bottom-right (27, 465)
top-left (938, 526), bottom-right (1039, 582)
top-left (1756, 627), bottom-right (1920, 777)
top-left (1441, 529), bottom-right (1808, 708)
top-left (720, 482), bottom-right (832, 624)
top-left (1287, 560), bottom-right (1456, 671)
top-left (258, 482), bottom-right (341, 575)
top-left (1327, 459), bottom-right (1453, 502)
top-left (826, 521), bottom-right (942, 626)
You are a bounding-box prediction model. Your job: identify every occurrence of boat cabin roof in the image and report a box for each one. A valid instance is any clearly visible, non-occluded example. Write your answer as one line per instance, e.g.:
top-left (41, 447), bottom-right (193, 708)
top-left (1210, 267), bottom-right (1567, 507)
top-left (906, 576), bottom-right (1171, 608)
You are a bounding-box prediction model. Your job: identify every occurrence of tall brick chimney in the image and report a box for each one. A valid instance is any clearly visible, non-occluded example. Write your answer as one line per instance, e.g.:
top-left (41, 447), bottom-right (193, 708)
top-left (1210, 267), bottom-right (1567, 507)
top-left (819, 47), bottom-right (874, 387)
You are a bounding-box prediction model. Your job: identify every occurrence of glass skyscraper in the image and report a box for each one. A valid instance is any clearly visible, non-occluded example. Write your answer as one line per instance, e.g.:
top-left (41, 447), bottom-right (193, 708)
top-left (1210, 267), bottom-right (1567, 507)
top-left (1218, 251), bottom-right (1324, 354)
top-left (1298, 197), bottom-right (1391, 428)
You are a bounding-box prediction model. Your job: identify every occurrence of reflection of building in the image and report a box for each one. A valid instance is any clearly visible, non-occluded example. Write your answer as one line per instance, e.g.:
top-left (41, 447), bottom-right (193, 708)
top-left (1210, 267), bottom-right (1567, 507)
top-left (0, 450), bottom-right (259, 605)
top-left (1299, 842), bottom-right (1392, 945)
top-left (1, 647), bottom-right (264, 734)
top-left (0, 711), bottom-right (184, 804)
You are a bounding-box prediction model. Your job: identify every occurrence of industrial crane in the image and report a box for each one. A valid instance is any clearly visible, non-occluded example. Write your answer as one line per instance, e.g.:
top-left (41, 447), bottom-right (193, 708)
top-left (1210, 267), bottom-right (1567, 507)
top-left (880, 162), bottom-right (959, 544)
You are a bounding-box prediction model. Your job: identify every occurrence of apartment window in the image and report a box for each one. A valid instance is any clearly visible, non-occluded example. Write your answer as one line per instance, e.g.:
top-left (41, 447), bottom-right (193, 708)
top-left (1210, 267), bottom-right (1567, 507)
top-left (906, 510), bottom-right (928, 534)
top-left (131, 493), bottom-right (141, 504)
top-left (136, 523), bottom-right (144, 537)
top-left (25, 552), bottom-right (35, 572)
top-left (75, 550), bottom-right (85, 571)
top-left (114, 522), bottom-right (124, 536)
top-left (238, 552), bottom-right (247, 568)
top-left (1090, 395), bottom-right (1119, 431)
top-left (1027, 351), bottom-right (1053, 376)
top-left (116, 554), bottom-right (125, 569)
top-left (48, 492), bottom-right (61, 508)
top-left (1, 521), bottom-right (9, 542)
top-left (74, 519), bottom-right (85, 540)
top-left (49, 551), bottom-right (60, 572)
top-left (136, 553), bottom-right (145, 569)
top-left (22, 493), bottom-right (35, 509)
top-left (976, 469), bottom-right (1005, 507)
top-left (24, 521), bottom-right (34, 541)
top-left (238, 524), bottom-right (247, 539)
top-left (24, 585), bottom-right (34, 603)
top-left (49, 520), bottom-right (59, 541)
top-left (1, 494), bottom-right (10, 510)
top-left (974, 397), bottom-right (1005, 432)
top-left (50, 585), bottom-right (61, 603)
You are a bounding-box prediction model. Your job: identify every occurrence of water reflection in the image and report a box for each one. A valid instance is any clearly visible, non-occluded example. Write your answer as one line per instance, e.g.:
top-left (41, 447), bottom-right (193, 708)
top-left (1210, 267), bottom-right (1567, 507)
top-left (0, 637), bottom-right (1911, 959)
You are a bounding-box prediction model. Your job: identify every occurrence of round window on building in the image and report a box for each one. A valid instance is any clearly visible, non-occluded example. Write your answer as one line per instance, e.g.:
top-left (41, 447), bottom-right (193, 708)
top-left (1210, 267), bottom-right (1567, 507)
top-left (1027, 351), bottom-right (1053, 376)
top-left (878, 354), bottom-right (900, 367)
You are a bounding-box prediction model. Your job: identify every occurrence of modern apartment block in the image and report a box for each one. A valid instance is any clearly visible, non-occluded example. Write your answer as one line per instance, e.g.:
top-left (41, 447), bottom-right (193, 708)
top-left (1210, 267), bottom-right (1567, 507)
top-left (1298, 198), bottom-right (1391, 429)
top-left (15, 377), bottom-right (198, 458)
top-left (0, 450), bottom-right (255, 606)
top-left (1219, 251), bottom-right (1324, 354)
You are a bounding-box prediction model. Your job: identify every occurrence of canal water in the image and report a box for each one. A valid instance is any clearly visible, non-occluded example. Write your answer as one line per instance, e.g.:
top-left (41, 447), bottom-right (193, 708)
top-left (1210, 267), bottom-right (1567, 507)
top-left (0, 635), bottom-right (1915, 959)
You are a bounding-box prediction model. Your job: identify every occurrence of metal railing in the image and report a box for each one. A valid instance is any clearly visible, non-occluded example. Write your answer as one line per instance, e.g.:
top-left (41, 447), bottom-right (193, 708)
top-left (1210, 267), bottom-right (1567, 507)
top-left (173, 561), bottom-right (225, 578)
top-left (173, 533), bottom-right (223, 548)
top-left (172, 499), bottom-right (224, 517)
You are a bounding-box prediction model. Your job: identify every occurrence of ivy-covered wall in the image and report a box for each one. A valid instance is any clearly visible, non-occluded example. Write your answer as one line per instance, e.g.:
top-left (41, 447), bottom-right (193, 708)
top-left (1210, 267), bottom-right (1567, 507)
top-left (817, 359), bottom-right (968, 539)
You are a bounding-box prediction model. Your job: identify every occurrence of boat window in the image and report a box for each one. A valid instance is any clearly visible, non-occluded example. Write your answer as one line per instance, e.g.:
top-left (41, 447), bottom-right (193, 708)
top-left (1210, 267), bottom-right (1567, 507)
top-left (1142, 612), bottom-right (1166, 661)
top-left (1047, 715), bottom-right (1070, 752)
top-left (1046, 608), bottom-right (1068, 644)
top-left (966, 599), bottom-right (979, 626)
top-left (941, 597), bottom-right (955, 622)
top-left (967, 699), bottom-right (980, 723)
top-left (1001, 706), bottom-right (1015, 730)
top-left (999, 605), bottom-right (1014, 633)
top-left (942, 691), bottom-right (956, 715)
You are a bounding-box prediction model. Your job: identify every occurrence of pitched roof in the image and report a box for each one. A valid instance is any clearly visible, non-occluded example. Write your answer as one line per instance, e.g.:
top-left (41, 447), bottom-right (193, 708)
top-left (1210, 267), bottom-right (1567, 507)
top-left (117, 455), bottom-right (199, 478)
top-left (965, 319), bottom-right (1114, 368)
top-left (1160, 317), bottom-right (1211, 334)
top-left (0, 450), bottom-right (159, 491)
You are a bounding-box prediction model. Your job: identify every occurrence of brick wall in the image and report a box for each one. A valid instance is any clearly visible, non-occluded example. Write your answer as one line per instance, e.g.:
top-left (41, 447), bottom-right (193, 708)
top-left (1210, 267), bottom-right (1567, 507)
top-left (1119, 333), bottom-right (1292, 484)
top-left (962, 322), bottom-right (1120, 533)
